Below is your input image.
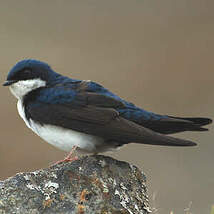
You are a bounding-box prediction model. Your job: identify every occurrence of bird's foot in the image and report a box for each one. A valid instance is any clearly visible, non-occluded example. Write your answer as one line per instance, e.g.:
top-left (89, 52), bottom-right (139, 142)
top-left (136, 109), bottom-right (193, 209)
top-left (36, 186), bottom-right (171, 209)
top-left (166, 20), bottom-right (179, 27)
top-left (54, 156), bottom-right (78, 165)
top-left (53, 146), bottom-right (78, 165)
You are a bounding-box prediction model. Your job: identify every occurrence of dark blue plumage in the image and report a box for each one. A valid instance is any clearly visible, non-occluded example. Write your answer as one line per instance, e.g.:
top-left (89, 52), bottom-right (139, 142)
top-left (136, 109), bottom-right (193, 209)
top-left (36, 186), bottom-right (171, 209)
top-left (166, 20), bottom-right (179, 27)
top-left (10, 59), bottom-right (165, 122)
top-left (3, 59), bottom-right (212, 152)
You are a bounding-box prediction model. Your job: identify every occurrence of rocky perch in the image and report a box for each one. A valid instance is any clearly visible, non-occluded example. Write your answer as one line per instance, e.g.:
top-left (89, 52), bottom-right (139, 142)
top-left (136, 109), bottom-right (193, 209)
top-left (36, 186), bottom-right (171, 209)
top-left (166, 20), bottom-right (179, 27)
top-left (0, 155), bottom-right (151, 214)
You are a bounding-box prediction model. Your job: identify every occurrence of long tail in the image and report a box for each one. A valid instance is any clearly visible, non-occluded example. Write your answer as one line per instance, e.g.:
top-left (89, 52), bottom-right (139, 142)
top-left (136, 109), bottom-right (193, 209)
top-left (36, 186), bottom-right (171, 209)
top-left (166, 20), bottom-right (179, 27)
top-left (117, 117), bottom-right (198, 147)
top-left (142, 116), bottom-right (212, 134)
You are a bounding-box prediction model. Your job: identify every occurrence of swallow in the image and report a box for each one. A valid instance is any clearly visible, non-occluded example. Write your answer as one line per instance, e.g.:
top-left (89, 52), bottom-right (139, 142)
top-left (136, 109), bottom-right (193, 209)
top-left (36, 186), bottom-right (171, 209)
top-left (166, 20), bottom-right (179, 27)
top-left (3, 59), bottom-right (212, 161)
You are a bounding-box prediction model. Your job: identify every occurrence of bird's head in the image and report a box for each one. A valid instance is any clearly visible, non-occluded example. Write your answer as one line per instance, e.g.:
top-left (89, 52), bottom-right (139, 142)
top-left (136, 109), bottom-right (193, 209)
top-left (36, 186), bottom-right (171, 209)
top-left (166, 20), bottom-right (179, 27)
top-left (3, 59), bottom-right (59, 99)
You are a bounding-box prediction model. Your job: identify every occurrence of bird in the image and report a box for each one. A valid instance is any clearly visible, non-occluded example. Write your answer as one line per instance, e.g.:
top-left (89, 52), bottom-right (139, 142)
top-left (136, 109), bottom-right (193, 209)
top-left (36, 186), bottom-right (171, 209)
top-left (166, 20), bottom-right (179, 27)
top-left (3, 59), bottom-right (212, 162)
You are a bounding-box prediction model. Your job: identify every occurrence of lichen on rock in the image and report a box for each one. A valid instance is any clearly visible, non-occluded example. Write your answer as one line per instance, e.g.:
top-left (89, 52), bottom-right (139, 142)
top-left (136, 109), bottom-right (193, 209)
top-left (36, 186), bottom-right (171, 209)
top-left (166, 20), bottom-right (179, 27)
top-left (0, 155), bottom-right (151, 214)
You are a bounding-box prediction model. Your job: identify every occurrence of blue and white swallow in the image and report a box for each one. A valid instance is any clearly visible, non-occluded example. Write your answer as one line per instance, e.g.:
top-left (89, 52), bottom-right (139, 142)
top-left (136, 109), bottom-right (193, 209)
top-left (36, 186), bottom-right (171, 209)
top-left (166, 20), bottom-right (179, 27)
top-left (3, 59), bottom-right (212, 161)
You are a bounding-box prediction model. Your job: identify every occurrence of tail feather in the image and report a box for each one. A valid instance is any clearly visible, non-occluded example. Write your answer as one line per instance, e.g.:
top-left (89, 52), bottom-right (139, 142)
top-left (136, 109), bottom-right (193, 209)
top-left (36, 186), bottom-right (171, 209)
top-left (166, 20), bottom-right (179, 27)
top-left (170, 116), bottom-right (212, 126)
top-left (110, 116), bottom-right (198, 147)
top-left (142, 116), bottom-right (212, 134)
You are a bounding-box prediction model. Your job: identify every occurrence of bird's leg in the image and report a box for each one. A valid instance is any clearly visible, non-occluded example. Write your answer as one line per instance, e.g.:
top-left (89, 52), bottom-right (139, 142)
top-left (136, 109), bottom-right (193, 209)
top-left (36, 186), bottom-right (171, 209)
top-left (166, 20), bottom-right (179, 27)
top-left (63, 145), bottom-right (78, 161)
top-left (54, 146), bottom-right (78, 165)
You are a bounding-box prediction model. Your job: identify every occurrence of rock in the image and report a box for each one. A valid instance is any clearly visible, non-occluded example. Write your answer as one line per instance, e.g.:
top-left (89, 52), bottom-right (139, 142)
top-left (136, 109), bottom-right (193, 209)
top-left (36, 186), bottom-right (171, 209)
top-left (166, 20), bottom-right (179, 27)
top-left (0, 155), bottom-right (151, 214)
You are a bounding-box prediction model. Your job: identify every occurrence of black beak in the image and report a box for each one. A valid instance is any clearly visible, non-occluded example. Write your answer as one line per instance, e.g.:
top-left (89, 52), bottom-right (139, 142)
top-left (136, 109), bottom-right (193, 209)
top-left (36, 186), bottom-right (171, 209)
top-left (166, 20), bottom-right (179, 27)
top-left (2, 80), bottom-right (18, 86)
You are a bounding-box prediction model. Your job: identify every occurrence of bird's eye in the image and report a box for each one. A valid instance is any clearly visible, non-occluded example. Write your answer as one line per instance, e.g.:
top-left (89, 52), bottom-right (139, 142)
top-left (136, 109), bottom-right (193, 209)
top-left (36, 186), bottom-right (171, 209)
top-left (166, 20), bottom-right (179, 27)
top-left (23, 69), bottom-right (31, 74)
top-left (19, 69), bottom-right (33, 80)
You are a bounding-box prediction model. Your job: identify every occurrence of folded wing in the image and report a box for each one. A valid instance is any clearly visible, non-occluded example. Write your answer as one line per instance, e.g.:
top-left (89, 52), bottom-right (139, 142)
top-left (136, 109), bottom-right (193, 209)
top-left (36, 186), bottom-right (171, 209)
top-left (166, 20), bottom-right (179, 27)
top-left (25, 94), bottom-right (197, 147)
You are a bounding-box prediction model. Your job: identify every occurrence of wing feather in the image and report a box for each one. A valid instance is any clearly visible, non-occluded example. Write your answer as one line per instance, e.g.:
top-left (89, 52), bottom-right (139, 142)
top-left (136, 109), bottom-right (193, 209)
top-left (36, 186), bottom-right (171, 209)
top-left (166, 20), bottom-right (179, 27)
top-left (25, 102), bottom-right (196, 146)
top-left (23, 84), bottom-right (197, 146)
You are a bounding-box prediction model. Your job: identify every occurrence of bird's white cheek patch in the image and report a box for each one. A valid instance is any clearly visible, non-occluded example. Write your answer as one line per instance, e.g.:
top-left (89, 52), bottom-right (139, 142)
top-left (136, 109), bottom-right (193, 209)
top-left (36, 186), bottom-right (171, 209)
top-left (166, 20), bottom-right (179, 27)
top-left (9, 79), bottom-right (46, 99)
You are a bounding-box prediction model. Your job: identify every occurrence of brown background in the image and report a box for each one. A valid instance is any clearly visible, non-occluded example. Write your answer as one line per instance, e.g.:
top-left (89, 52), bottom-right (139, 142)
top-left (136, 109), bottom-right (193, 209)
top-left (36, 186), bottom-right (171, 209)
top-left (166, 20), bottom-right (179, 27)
top-left (0, 1), bottom-right (213, 213)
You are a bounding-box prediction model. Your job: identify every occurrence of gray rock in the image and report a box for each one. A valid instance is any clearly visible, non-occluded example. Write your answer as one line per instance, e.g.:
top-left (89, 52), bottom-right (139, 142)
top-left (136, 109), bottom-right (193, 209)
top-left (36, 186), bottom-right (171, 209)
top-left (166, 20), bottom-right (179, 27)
top-left (0, 155), bottom-right (151, 214)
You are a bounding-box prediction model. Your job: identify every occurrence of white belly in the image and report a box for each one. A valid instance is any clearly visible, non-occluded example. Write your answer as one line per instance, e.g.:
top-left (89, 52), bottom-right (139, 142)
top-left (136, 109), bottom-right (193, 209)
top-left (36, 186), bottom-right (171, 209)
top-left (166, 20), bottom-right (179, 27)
top-left (17, 100), bottom-right (107, 153)
top-left (29, 121), bottom-right (105, 152)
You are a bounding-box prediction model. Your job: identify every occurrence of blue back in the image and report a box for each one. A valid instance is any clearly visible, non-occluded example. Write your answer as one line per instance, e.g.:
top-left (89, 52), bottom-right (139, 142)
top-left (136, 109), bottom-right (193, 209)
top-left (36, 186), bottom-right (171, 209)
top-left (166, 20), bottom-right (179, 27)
top-left (38, 76), bottom-right (165, 122)
top-left (12, 59), bottom-right (166, 122)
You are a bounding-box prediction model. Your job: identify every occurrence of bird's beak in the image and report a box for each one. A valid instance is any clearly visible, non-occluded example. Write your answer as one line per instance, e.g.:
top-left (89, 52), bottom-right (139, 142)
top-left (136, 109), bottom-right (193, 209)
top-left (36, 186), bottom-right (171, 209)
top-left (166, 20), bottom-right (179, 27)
top-left (2, 80), bottom-right (18, 86)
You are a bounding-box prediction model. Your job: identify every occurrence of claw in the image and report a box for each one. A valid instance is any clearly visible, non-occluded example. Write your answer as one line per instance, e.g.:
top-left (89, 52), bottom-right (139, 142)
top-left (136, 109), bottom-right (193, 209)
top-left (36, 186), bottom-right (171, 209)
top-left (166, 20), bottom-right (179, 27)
top-left (53, 146), bottom-right (78, 165)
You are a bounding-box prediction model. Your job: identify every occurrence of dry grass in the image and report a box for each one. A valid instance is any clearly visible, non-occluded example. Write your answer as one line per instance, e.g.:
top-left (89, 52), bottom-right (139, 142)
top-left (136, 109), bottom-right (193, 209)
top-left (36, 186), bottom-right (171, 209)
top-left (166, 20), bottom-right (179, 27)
top-left (170, 204), bottom-right (214, 214)
top-left (211, 205), bottom-right (214, 214)
top-left (151, 192), bottom-right (214, 214)
top-left (167, 201), bottom-right (192, 214)
top-left (169, 204), bottom-right (214, 214)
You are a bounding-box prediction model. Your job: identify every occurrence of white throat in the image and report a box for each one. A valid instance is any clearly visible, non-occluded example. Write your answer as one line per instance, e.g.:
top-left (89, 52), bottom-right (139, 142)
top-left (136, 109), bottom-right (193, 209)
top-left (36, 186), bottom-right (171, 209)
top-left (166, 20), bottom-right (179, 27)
top-left (9, 79), bottom-right (46, 99)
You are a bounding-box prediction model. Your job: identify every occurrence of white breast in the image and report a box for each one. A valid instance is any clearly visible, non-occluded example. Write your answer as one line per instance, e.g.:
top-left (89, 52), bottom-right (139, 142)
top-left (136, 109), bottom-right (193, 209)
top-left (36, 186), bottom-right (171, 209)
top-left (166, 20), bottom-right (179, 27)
top-left (17, 100), bottom-right (106, 153)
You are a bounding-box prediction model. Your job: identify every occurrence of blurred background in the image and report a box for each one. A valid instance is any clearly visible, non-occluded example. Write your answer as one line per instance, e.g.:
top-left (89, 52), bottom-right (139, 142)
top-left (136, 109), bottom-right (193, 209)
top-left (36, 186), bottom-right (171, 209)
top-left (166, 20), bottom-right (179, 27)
top-left (0, 0), bottom-right (213, 213)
